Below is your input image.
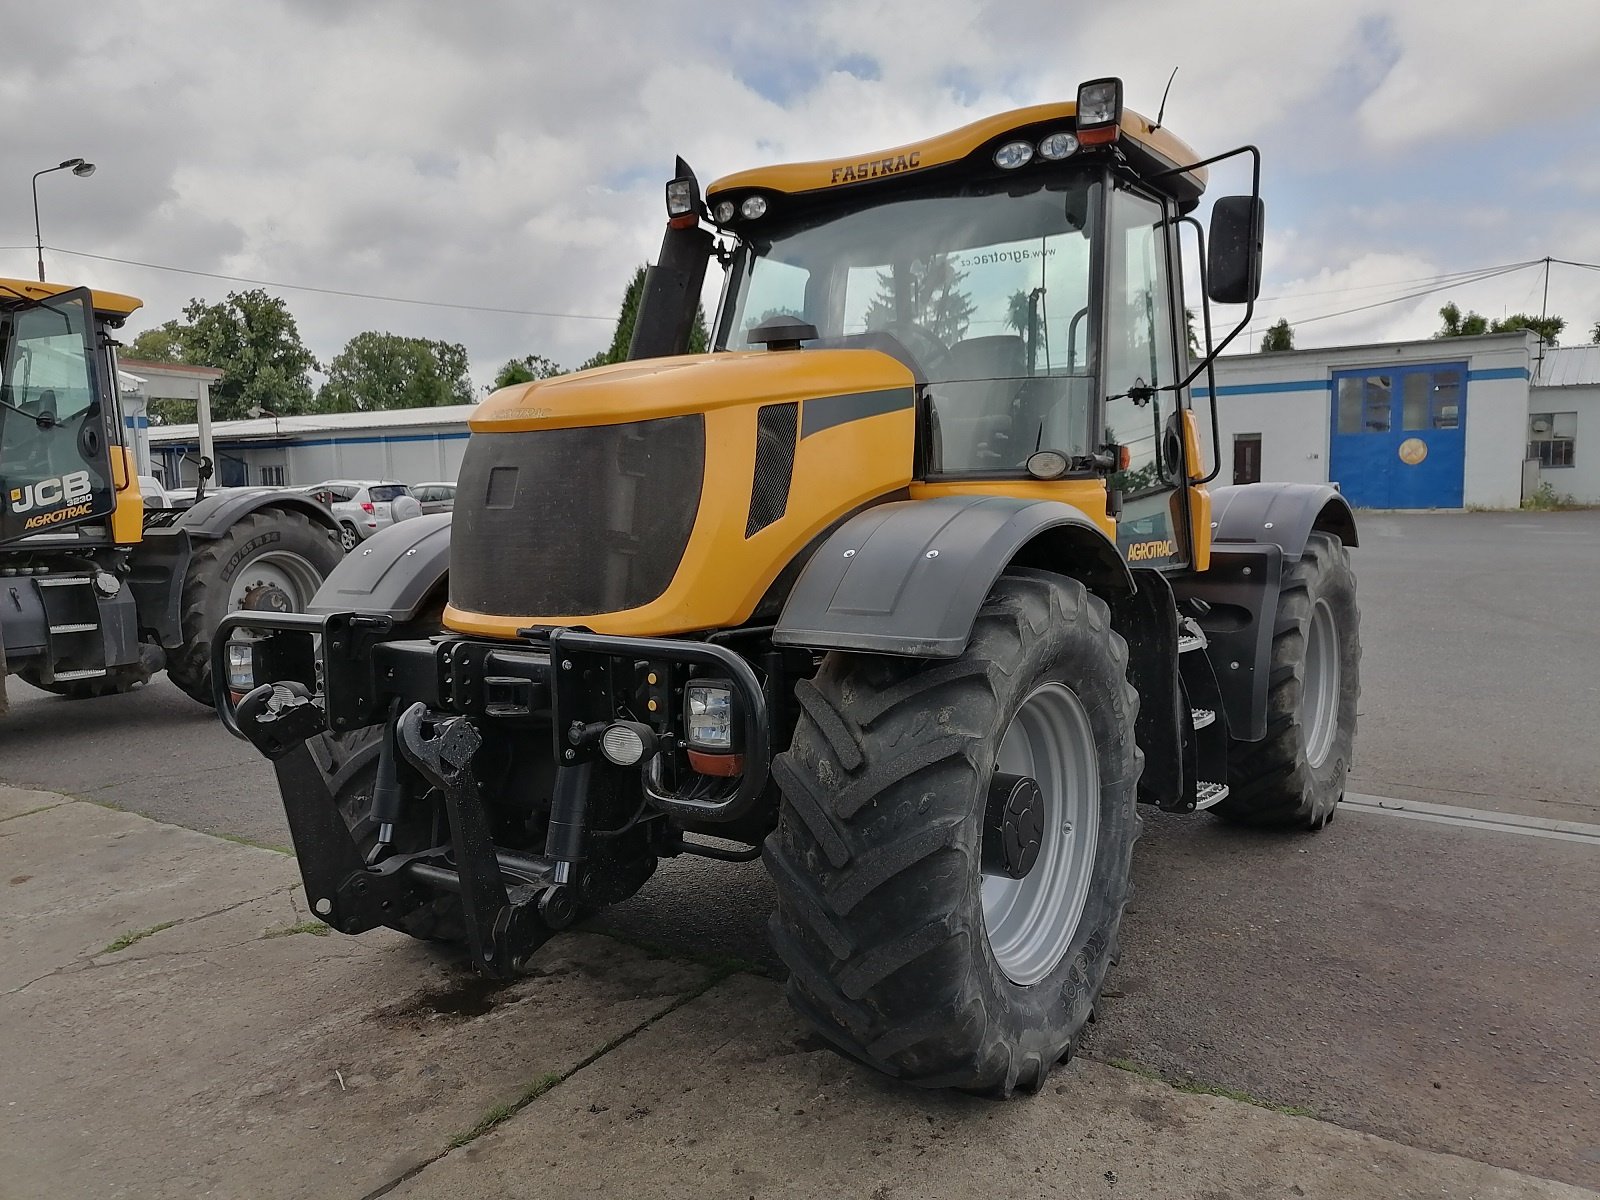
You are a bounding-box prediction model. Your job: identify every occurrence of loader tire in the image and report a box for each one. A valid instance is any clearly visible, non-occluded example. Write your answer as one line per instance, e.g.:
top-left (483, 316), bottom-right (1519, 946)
top-left (21, 643), bottom-right (165, 699)
top-left (1215, 532), bottom-right (1360, 830)
top-left (766, 571), bottom-right (1141, 1097)
top-left (314, 726), bottom-right (467, 944)
top-left (166, 509), bottom-right (341, 706)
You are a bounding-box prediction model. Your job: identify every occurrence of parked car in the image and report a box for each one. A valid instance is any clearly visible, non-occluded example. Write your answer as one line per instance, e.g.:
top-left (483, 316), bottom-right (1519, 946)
top-left (302, 480), bottom-right (415, 550)
top-left (411, 482), bottom-right (456, 515)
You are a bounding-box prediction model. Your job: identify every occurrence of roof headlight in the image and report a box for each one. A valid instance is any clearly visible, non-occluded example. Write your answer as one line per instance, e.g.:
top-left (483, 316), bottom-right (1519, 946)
top-left (1037, 131), bottom-right (1079, 161)
top-left (1076, 77), bottom-right (1124, 146)
top-left (739, 194), bottom-right (768, 220)
top-left (993, 140), bottom-right (1034, 170)
top-left (713, 199), bottom-right (736, 224)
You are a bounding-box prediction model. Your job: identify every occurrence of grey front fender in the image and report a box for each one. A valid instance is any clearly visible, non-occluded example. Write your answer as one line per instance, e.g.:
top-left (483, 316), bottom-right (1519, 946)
top-left (1210, 482), bottom-right (1358, 558)
top-left (308, 513), bottom-right (451, 620)
top-left (774, 495), bottom-right (1132, 659)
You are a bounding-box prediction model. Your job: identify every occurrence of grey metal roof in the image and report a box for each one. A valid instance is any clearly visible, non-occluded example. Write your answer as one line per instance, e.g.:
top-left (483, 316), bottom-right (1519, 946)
top-left (1534, 345), bottom-right (1600, 388)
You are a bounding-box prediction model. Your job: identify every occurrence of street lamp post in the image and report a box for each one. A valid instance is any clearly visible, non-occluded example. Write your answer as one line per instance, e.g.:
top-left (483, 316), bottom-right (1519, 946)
top-left (32, 157), bottom-right (96, 282)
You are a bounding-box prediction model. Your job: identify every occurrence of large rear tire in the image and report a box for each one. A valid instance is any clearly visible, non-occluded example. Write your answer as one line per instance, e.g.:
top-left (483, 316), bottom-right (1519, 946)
top-left (766, 571), bottom-right (1141, 1096)
top-left (1215, 531), bottom-right (1360, 830)
top-left (166, 508), bottom-right (341, 706)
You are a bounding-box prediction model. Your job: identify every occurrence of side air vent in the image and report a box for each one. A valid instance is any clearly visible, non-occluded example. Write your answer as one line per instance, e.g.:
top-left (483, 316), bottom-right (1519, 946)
top-left (745, 402), bottom-right (798, 538)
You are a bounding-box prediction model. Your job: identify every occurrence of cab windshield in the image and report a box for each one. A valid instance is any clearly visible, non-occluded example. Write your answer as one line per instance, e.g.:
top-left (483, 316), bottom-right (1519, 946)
top-left (717, 170), bottom-right (1102, 474)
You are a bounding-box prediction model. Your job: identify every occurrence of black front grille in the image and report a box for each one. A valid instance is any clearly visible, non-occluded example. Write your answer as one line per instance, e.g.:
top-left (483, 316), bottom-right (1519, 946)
top-left (451, 416), bottom-right (705, 617)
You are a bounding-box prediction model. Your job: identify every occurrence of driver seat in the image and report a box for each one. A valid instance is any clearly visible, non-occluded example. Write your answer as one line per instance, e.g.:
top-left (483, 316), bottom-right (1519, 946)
top-left (928, 336), bottom-right (1025, 470)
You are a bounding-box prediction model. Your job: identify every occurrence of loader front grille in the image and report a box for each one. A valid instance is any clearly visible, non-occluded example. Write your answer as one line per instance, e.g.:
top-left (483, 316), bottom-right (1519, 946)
top-left (451, 416), bottom-right (704, 618)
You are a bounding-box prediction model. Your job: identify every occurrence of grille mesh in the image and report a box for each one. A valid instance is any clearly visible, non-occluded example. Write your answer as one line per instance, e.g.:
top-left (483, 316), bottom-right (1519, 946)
top-left (745, 402), bottom-right (798, 538)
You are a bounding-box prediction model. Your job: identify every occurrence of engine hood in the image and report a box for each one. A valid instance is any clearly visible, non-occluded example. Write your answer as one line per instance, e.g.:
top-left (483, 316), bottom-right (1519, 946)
top-left (471, 348), bottom-right (917, 434)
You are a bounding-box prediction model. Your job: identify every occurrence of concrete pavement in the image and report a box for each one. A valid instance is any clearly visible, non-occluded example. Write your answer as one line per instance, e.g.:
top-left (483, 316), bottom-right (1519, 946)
top-left (3, 786), bottom-right (1595, 1199)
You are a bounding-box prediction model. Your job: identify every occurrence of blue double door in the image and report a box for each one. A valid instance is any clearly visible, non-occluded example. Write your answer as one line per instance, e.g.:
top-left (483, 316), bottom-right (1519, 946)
top-left (1329, 362), bottom-right (1467, 508)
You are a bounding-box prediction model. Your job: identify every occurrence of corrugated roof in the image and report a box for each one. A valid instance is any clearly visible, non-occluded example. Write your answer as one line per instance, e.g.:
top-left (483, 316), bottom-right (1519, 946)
top-left (1534, 345), bottom-right (1600, 388)
top-left (149, 403), bottom-right (479, 443)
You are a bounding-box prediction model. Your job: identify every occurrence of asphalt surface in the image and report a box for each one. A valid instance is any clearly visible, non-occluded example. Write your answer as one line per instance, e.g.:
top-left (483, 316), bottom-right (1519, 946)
top-left (3, 510), bottom-right (1598, 1186)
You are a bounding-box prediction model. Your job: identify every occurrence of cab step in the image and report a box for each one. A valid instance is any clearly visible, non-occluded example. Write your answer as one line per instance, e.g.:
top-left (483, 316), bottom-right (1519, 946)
top-left (1178, 616), bottom-right (1207, 654)
top-left (1194, 780), bottom-right (1230, 810)
top-left (1190, 707), bottom-right (1217, 730)
top-left (51, 668), bottom-right (108, 682)
top-left (49, 623), bottom-right (99, 634)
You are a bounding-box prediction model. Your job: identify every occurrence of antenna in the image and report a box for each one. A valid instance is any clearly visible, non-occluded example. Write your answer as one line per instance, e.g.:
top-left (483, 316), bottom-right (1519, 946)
top-left (1152, 67), bottom-right (1179, 131)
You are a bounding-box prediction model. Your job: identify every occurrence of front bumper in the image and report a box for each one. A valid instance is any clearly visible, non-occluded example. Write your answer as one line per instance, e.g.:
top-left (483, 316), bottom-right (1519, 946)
top-left (211, 611), bottom-right (773, 975)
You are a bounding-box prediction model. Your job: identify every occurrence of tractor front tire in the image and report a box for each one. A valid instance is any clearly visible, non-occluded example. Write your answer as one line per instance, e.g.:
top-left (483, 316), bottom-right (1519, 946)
top-left (166, 509), bottom-right (342, 706)
top-left (1215, 531), bottom-right (1360, 830)
top-left (767, 571), bottom-right (1141, 1096)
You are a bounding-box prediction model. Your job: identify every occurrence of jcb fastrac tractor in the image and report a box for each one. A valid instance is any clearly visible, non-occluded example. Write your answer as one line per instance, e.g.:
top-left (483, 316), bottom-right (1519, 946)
top-left (0, 279), bottom-right (343, 716)
top-left (219, 78), bottom-right (1360, 1096)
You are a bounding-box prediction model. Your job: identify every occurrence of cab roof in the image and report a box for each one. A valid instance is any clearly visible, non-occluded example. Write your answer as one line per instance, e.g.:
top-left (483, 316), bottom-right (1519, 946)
top-left (0, 276), bottom-right (143, 318)
top-left (707, 101), bottom-right (1207, 210)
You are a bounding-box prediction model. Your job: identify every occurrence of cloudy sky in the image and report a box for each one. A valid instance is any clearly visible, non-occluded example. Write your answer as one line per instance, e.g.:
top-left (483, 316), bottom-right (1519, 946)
top-left (6, 0), bottom-right (1600, 389)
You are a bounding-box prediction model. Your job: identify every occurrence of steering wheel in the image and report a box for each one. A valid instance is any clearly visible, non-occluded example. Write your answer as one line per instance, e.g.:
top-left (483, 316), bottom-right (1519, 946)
top-left (882, 322), bottom-right (950, 376)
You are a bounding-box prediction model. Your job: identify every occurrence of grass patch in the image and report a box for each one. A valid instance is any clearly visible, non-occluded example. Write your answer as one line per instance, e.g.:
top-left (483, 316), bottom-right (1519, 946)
top-left (1105, 1057), bottom-right (1316, 1118)
top-left (261, 921), bottom-right (330, 940)
top-left (101, 920), bottom-right (180, 954)
top-left (212, 830), bottom-right (295, 856)
top-left (1521, 482), bottom-right (1594, 512)
top-left (447, 1073), bottom-right (561, 1148)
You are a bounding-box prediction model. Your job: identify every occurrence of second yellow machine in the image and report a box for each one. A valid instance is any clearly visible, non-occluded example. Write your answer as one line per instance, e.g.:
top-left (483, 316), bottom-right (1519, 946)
top-left (219, 78), bottom-right (1360, 1096)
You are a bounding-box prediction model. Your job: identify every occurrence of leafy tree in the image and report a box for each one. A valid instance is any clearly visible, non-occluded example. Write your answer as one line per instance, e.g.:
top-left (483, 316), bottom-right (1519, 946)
top-left (1185, 308), bottom-right (1201, 357)
top-left (1438, 302), bottom-right (1565, 344)
top-left (317, 331), bottom-right (474, 413)
top-left (1591, 318), bottom-right (1600, 344)
top-left (492, 354), bottom-right (565, 390)
top-left (863, 254), bottom-right (976, 345)
top-left (126, 322), bottom-right (188, 364)
top-left (1260, 317), bottom-right (1295, 352)
top-left (580, 265), bottom-right (709, 371)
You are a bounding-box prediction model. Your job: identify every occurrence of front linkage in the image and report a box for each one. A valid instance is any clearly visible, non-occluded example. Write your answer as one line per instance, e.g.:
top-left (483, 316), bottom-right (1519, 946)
top-left (214, 612), bottom-right (773, 979)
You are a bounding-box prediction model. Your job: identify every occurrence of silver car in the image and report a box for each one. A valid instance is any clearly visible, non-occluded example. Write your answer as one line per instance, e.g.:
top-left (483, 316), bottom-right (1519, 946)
top-left (411, 482), bottom-right (456, 515)
top-left (305, 480), bottom-right (415, 551)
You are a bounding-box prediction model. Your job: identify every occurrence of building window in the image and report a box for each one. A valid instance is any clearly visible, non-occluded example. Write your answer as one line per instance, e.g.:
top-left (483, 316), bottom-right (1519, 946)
top-left (1233, 433), bottom-right (1262, 484)
top-left (1527, 412), bottom-right (1576, 468)
top-left (259, 465), bottom-right (287, 486)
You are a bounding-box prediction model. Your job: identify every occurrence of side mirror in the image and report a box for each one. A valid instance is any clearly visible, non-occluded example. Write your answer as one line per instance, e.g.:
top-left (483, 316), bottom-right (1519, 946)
top-left (1207, 196), bottom-right (1264, 305)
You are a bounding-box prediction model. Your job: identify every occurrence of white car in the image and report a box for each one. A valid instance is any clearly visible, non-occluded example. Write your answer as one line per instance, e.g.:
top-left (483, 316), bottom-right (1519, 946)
top-left (304, 480), bottom-right (415, 551)
top-left (411, 482), bottom-right (456, 515)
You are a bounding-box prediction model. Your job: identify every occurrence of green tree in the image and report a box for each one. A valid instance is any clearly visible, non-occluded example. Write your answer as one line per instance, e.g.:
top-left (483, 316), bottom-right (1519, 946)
top-left (126, 321), bottom-right (188, 364)
top-left (1436, 302), bottom-right (1489, 338)
top-left (1185, 308), bottom-right (1201, 357)
top-left (580, 265), bottom-right (709, 371)
top-left (492, 354), bottom-right (565, 390)
top-left (863, 253), bottom-right (976, 345)
top-left (1591, 318), bottom-right (1600, 344)
top-left (1260, 317), bottom-right (1295, 352)
top-left (317, 331), bottom-right (474, 413)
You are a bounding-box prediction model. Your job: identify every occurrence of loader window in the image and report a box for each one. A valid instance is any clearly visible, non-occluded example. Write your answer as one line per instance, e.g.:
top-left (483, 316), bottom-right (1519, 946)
top-left (718, 170), bottom-right (1101, 473)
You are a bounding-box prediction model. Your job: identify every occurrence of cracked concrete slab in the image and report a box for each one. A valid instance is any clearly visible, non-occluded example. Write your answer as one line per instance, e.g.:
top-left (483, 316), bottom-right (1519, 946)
top-left (0, 788), bottom-right (713, 1200)
top-left (395, 974), bottom-right (1596, 1200)
top-left (0, 785), bottom-right (70, 821)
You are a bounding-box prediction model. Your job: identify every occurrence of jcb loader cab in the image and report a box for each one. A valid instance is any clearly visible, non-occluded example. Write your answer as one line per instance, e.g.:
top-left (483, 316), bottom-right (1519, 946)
top-left (0, 279), bottom-right (342, 715)
top-left (219, 78), bottom-right (1360, 1096)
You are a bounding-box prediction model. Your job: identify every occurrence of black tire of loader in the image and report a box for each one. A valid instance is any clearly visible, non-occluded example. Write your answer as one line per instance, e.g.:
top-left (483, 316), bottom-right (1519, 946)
top-left (316, 726), bottom-right (466, 944)
top-left (766, 570), bottom-right (1142, 1097)
top-left (165, 509), bottom-right (342, 706)
top-left (1215, 531), bottom-right (1360, 830)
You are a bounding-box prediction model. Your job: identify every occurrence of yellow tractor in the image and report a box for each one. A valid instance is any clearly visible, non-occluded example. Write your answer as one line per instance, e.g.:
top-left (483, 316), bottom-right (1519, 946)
top-left (0, 279), bottom-right (343, 715)
top-left (219, 78), bottom-right (1360, 1095)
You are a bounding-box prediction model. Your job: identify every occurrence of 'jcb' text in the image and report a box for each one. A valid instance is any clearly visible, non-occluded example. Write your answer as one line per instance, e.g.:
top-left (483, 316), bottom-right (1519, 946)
top-left (9, 471), bottom-right (93, 514)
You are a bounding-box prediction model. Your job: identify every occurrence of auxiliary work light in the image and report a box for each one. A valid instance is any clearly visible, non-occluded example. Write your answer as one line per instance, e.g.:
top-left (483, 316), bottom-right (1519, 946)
top-left (1076, 77), bottom-right (1123, 146)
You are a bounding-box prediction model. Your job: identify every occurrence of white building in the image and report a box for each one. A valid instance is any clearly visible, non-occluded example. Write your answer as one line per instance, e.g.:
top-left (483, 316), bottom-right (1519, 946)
top-left (146, 332), bottom-right (1598, 507)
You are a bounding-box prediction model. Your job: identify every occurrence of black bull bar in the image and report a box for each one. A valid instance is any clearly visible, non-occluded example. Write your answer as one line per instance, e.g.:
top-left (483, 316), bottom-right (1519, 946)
top-left (210, 611), bottom-right (772, 977)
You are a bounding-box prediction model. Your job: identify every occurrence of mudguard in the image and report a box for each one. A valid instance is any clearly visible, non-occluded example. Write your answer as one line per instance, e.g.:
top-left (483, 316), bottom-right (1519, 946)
top-left (173, 489), bottom-right (342, 541)
top-left (308, 513), bottom-right (451, 620)
top-left (1173, 481), bottom-right (1358, 741)
top-left (774, 495), bottom-right (1132, 659)
top-left (1208, 482), bottom-right (1357, 558)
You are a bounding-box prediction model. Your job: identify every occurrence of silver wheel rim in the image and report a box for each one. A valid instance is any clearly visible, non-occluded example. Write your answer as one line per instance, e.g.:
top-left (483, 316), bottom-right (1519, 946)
top-left (1303, 598), bottom-right (1340, 768)
top-left (340, 525), bottom-right (358, 551)
top-left (981, 682), bottom-right (1100, 987)
top-left (226, 550), bottom-right (323, 614)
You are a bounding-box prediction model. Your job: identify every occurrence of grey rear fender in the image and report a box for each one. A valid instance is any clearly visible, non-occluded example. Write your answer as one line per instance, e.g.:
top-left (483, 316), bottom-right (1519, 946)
top-left (309, 513), bottom-right (451, 621)
top-left (774, 495), bottom-right (1132, 659)
top-left (1208, 482), bottom-right (1357, 558)
top-left (173, 489), bottom-right (342, 542)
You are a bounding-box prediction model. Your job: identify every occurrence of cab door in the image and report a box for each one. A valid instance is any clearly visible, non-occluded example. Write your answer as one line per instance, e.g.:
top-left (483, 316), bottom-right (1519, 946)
top-left (0, 289), bottom-right (116, 545)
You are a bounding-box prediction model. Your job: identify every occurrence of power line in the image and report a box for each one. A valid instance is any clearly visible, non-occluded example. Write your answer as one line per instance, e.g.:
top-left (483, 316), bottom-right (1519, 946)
top-left (1256, 259), bottom-right (1543, 303)
top-left (38, 245), bottom-right (614, 321)
top-left (1246, 260), bottom-right (1543, 335)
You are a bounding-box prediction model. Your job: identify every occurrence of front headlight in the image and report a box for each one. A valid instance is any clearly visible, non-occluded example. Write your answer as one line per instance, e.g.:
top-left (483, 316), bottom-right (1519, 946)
top-left (685, 680), bottom-right (735, 751)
